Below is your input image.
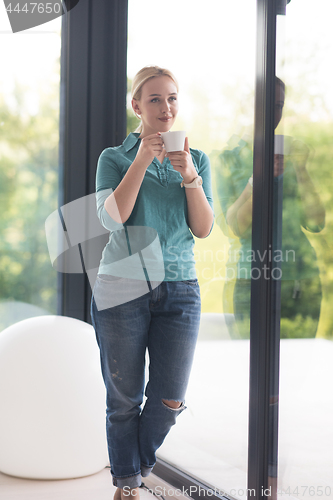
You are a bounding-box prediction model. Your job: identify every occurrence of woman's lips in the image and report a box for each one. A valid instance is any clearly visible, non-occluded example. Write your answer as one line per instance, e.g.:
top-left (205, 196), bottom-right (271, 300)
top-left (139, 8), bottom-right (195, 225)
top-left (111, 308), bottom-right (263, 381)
top-left (159, 117), bottom-right (172, 122)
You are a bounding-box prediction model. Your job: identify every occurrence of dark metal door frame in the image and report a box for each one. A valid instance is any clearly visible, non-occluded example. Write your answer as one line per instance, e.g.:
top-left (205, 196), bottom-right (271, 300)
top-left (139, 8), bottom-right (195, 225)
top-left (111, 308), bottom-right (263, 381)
top-left (58, 0), bottom-right (128, 321)
top-left (248, 0), bottom-right (280, 497)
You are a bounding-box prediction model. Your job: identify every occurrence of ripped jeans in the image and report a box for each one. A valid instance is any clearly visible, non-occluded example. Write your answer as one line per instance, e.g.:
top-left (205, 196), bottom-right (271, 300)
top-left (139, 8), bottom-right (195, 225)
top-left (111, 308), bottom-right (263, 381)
top-left (91, 276), bottom-right (201, 489)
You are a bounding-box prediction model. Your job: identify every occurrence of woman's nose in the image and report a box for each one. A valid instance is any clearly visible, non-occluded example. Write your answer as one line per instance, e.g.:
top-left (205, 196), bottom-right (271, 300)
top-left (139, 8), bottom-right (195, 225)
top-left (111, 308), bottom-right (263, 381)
top-left (160, 100), bottom-right (170, 113)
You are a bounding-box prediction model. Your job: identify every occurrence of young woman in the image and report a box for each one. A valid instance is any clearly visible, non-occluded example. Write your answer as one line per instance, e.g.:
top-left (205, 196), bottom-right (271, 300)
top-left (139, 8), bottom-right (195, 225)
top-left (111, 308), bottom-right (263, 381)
top-left (91, 66), bottom-right (214, 500)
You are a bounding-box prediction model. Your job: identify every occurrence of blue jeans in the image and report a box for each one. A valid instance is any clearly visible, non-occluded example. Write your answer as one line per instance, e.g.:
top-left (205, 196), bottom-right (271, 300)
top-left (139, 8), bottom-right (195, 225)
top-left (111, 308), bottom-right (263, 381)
top-left (91, 276), bottom-right (201, 489)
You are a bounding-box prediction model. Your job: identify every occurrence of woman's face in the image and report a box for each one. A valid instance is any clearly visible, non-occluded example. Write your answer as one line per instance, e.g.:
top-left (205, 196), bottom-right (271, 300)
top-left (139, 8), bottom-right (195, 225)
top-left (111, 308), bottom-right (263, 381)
top-left (274, 83), bottom-right (285, 129)
top-left (132, 75), bottom-right (179, 137)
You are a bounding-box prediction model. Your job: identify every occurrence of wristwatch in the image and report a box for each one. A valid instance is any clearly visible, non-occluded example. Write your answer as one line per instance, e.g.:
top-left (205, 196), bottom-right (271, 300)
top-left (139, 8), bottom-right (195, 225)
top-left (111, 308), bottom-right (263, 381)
top-left (180, 176), bottom-right (203, 188)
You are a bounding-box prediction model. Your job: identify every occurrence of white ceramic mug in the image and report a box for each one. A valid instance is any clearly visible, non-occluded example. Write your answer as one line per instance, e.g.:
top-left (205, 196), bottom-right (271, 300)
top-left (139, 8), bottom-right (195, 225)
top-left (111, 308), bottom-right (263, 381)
top-left (274, 134), bottom-right (292, 155)
top-left (161, 131), bottom-right (186, 152)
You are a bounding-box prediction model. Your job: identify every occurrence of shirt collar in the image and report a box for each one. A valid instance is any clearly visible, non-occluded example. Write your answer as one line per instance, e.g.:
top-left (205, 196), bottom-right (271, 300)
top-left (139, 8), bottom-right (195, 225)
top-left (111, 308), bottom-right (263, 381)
top-left (123, 132), bottom-right (141, 152)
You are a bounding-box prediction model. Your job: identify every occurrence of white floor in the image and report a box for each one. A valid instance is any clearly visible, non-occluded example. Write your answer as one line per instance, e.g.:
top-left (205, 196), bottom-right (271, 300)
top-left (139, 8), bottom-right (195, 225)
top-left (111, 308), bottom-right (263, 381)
top-left (1, 339), bottom-right (332, 500)
top-left (0, 468), bottom-right (189, 500)
top-left (158, 338), bottom-right (333, 500)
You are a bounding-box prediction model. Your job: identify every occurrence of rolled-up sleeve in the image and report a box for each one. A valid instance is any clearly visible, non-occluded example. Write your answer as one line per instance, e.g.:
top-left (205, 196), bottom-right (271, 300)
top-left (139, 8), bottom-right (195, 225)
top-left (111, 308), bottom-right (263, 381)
top-left (95, 149), bottom-right (123, 232)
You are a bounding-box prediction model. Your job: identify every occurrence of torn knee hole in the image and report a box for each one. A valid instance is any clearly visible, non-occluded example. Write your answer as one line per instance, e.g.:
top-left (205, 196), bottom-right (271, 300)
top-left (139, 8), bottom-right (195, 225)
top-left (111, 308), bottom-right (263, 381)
top-left (162, 399), bottom-right (183, 409)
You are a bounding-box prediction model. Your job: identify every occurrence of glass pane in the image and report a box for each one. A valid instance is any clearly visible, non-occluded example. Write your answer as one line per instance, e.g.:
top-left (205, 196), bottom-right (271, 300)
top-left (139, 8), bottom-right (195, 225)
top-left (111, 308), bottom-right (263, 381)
top-left (0, 10), bottom-right (61, 329)
top-left (127, 1), bottom-right (256, 497)
top-left (277, 1), bottom-right (333, 498)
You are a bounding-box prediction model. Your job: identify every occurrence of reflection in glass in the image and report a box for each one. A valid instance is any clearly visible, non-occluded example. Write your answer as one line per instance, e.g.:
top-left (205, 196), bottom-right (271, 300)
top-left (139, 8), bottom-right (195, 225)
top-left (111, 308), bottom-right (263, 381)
top-left (216, 78), bottom-right (324, 341)
top-left (277, 1), bottom-right (333, 498)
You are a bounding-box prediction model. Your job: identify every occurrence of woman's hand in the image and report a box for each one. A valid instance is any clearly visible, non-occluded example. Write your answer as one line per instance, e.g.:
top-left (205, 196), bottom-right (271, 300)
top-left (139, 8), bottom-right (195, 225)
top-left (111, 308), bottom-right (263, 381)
top-left (104, 133), bottom-right (163, 224)
top-left (290, 140), bottom-right (310, 170)
top-left (136, 133), bottom-right (164, 167)
top-left (166, 137), bottom-right (198, 183)
top-left (274, 154), bottom-right (285, 177)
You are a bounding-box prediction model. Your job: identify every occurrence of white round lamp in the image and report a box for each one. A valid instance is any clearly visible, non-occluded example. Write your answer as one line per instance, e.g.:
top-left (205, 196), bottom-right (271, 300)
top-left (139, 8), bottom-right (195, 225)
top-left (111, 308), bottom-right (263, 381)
top-left (0, 315), bottom-right (108, 479)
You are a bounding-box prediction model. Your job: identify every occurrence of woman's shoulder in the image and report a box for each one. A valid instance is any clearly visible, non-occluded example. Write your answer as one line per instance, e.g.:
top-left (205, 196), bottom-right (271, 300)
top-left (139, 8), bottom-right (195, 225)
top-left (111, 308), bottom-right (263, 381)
top-left (97, 147), bottom-right (123, 174)
top-left (98, 133), bottom-right (140, 159)
top-left (98, 143), bottom-right (125, 160)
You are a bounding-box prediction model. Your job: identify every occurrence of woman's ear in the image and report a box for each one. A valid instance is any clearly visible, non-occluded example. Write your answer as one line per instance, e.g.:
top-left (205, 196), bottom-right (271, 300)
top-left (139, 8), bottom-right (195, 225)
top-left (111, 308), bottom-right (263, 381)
top-left (132, 98), bottom-right (141, 116)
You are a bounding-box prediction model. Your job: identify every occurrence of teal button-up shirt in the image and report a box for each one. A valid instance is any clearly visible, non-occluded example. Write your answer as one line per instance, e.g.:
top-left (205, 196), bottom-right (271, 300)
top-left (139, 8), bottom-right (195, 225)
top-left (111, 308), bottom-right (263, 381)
top-left (96, 133), bottom-right (214, 281)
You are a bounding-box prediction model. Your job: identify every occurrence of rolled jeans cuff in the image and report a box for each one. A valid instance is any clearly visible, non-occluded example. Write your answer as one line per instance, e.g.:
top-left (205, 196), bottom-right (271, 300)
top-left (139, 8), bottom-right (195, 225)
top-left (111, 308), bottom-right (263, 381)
top-left (141, 464), bottom-right (154, 477)
top-left (112, 472), bottom-right (142, 489)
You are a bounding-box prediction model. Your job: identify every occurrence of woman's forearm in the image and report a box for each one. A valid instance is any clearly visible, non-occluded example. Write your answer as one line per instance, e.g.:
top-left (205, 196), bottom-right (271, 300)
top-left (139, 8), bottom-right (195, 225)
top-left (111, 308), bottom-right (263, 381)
top-left (226, 182), bottom-right (253, 236)
top-left (104, 158), bottom-right (147, 223)
top-left (185, 187), bottom-right (214, 238)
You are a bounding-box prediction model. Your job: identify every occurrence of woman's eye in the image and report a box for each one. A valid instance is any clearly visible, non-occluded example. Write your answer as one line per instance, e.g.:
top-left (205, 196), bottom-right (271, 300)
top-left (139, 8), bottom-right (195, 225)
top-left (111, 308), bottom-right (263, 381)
top-left (151, 98), bottom-right (159, 103)
top-left (169, 97), bottom-right (177, 102)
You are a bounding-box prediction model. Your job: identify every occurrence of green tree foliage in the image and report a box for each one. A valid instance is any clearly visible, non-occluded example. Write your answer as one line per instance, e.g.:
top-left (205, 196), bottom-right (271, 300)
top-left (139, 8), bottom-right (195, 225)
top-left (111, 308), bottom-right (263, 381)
top-left (126, 78), bottom-right (140, 135)
top-left (0, 79), bottom-right (59, 323)
top-left (284, 122), bottom-right (333, 339)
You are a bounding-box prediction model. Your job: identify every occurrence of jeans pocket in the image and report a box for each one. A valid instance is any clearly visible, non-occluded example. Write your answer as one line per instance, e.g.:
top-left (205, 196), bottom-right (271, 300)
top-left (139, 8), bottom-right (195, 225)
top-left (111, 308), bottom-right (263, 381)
top-left (182, 279), bottom-right (199, 287)
top-left (93, 275), bottom-right (150, 311)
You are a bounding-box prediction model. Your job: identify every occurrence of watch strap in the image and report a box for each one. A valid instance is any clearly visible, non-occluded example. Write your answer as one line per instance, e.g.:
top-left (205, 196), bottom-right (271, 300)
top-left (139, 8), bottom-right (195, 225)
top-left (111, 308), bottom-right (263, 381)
top-left (180, 176), bottom-right (203, 188)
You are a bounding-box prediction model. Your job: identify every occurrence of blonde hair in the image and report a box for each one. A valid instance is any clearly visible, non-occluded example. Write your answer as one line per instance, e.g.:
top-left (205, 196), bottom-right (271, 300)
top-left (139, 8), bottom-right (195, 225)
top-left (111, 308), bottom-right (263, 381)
top-left (131, 66), bottom-right (179, 133)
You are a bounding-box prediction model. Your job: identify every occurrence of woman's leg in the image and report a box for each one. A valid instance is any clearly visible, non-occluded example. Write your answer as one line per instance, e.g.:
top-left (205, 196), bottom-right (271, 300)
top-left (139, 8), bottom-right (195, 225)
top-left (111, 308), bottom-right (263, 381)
top-left (91, 277), bottom-right (151, 489)
top-left (138, 280), bottom-right (201, 474)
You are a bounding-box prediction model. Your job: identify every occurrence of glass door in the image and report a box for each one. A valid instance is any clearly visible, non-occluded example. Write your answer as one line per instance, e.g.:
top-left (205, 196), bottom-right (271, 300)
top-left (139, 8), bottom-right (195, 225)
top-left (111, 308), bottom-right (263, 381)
top-left (127, 1), bottom-right (256, 498)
